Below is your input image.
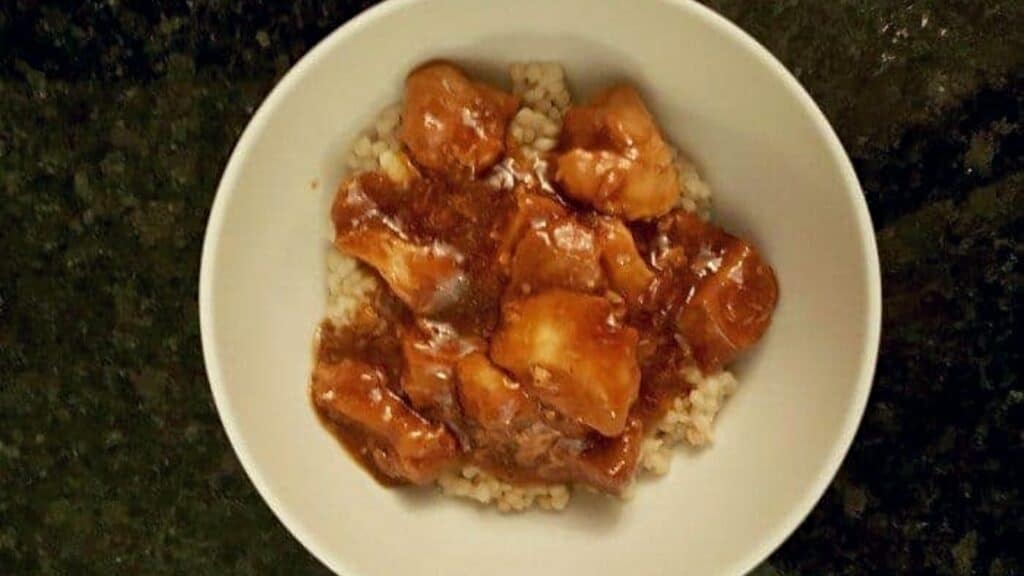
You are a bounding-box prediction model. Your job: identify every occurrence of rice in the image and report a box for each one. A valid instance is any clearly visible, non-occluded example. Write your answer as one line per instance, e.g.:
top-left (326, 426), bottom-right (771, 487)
top-left (437, 465), bottom-right (571, 512)
top-left (508, 62), bottom-right (570, 156)
top-left (343, 103), bottom-right (403, 173)
top-left (325, 61), bottom-right (731, 512)
top-left (672, 147), bottom-right (713, 219)
top-left (509, 107), bottom-right (562, 154)
top-left (324, 249), bottom-right (378, 326)
top-left (639, 368), bottom-right (739, 476)
top-left (510, 62), bottom-right (572, 122)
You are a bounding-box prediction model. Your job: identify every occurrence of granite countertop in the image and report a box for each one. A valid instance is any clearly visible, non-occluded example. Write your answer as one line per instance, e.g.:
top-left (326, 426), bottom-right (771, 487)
top-left (1, 1), bottom-right (1021, 574)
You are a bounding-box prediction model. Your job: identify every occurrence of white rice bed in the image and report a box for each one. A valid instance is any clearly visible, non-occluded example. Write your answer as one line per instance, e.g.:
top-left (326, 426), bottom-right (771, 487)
top-left (327, 61), bottom-right (733, 512)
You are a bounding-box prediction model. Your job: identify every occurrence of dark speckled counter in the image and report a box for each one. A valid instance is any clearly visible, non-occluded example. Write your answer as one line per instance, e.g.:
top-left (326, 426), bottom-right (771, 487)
top-left (1, 2), bottom-right (1021, 574)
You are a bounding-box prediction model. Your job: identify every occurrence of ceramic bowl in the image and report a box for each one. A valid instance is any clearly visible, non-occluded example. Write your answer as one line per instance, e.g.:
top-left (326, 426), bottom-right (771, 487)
top-left (200, 0), bottom-right (882, 574)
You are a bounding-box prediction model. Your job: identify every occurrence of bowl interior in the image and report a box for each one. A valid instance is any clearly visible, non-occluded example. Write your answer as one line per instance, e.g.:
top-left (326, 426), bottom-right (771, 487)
top-left (200, 1), bottom-right (880, 575)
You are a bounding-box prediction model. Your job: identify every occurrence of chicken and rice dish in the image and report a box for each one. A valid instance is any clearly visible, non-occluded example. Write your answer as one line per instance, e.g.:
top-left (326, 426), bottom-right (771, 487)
top-left (312, 61), bottom-right (779, 511)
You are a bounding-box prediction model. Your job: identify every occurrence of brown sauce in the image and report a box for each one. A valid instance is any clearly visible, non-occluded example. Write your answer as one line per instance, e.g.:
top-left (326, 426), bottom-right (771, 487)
top-left (311, 62), bottom-right (778, 495)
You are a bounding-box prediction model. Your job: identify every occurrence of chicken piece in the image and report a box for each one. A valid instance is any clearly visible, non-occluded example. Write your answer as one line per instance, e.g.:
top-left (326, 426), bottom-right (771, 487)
top-left (397, 317), bottom-right (481, 422)
top-left (641, 210), bottom-right (778, 368)
top-left (400, 321), bottom-right (482, 423)
top-left (496, 187), bottom-right (568, 266)
top-left (654, 209), bottom-right (732, 277)
top-left (490, 290), bottom-right (641, 436)
top-left (456, 353), bottom-right (587, 471)
top-left (676, 240), bottom-right (779, 370)
top-left (508, 218), bottom-right (605, 296)
top-left (337, 230), bottom-right (466, 315)
top-left (401, 62), bottom-right (520, 178)
top-left (312, 359), bottom-right (458, 484)
top-left (596, 218), bottom-right (655, 306)
top-left (331, 173), bottom-right (467, 315)
top-left (555, 85), bottom-right (679, 220)
top-left (456, 352), bottom-right (537, 431)
top-left (570, 416), bottom-right (644, 494)
top-left (331, 171), bottom-right (389, 231)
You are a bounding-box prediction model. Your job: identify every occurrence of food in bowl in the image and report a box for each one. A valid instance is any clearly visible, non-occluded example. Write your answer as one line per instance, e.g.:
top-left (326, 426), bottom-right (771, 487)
top-left (312, 61), bottom-right (778, 511)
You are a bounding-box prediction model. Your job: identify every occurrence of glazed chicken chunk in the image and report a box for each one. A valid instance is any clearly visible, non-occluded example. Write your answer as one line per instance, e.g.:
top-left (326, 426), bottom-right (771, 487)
top-left (456, 352), bottom-right (537, 432)
top-left (496, 187), bottom-right (568, 266)
top-left (596, 217), bottom-right (655, 306)
top-left (400, 321), bottom-right (482, 423)
top-left (456, 352), bottom-right (585, 471)
top-left (336, 231), bottom-right (465, 315)
top-left (657, 211), bottom-right (779, 369)
top-left (401, 62), bottom-right (520, 178)
top-left (555, 85), bottom-right (680, 220)
top-left (570, 416), bottom-right (644, 494)
top-left (507, 212), bottom-right (654, 305)
top-left (490, 290), bottom-right (641, 436)
top-left (312, 359), bottom-right (458, 484)
top-left (508, 217), bottom-right (606, 296)
top-left (332, 174), bottom-right (467, 315)
top-left (677, 240), bottom-right (778, 370)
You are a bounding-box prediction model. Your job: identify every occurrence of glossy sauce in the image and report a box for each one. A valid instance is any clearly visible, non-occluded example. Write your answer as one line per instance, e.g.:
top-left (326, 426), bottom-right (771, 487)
top-left (312, 62), bottom-right (778, 494)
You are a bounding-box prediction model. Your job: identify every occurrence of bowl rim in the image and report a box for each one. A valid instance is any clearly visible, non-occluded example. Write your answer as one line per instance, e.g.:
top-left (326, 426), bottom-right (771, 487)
top-left (199, 0), bottom-right (883, 574)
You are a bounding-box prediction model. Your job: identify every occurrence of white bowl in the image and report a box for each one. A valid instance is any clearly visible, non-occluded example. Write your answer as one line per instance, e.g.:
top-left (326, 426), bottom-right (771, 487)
top-left (199, 0), bottom-right (881, 574)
